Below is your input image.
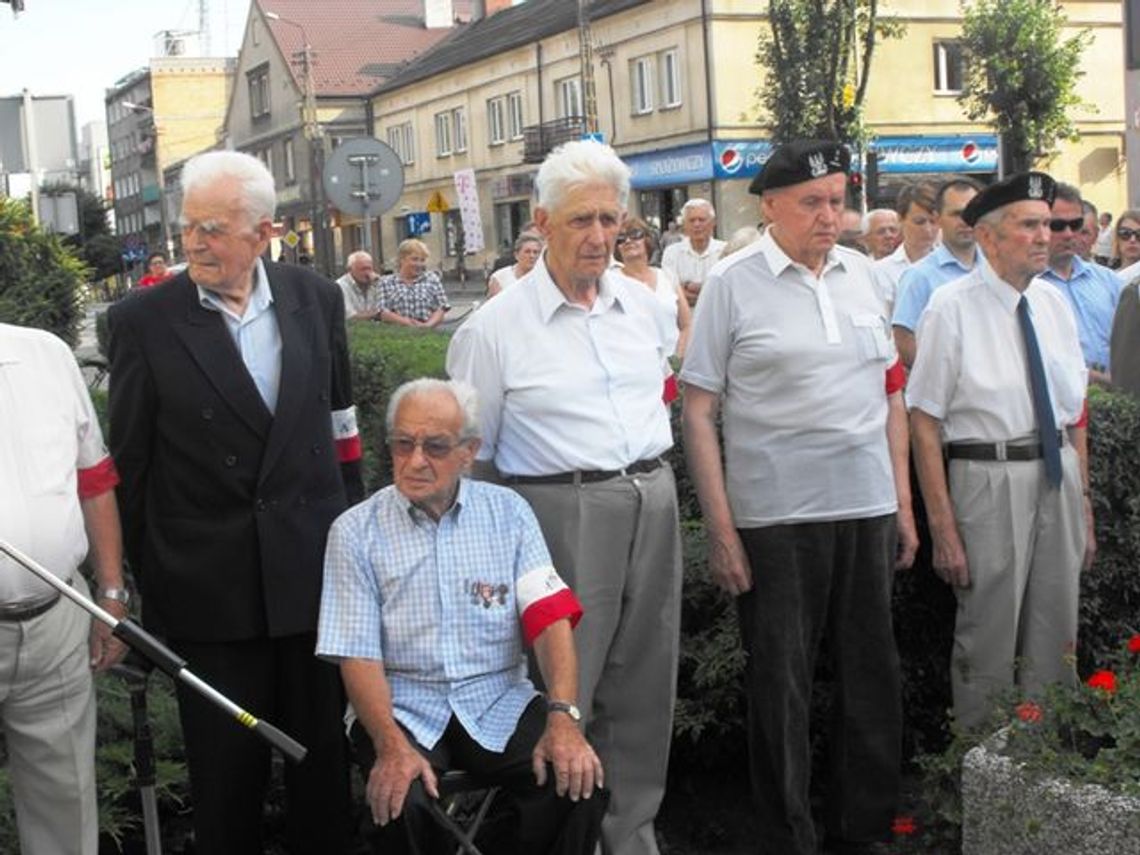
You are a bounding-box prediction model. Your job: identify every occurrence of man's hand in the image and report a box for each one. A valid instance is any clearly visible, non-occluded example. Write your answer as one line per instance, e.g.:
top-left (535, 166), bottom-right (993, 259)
top-left (1082, 494), bottom-right (1097, 572)
top-left (681, 281), bottom-right (701, 306)
top-left (367, 733), bottom-right (439, 826)
top-left (930, 524), bottom-right (970, 588)
top-left (708, 529), bottom-right (751, 596)
top-left (532, 714), bottom-right (603, 801)
top-left (895, 509), bottom-right (919, 570)
top-left (88, 601), bottom-right (129, 672)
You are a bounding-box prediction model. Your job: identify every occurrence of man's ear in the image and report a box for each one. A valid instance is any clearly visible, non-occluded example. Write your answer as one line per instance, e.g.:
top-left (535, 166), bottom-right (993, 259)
top-left (534, 208), bottom-right (551, 239)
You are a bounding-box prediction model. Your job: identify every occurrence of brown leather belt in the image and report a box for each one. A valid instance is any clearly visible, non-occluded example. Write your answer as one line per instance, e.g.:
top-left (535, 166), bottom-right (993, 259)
top-left (506, 457), bottom-right (663, 486)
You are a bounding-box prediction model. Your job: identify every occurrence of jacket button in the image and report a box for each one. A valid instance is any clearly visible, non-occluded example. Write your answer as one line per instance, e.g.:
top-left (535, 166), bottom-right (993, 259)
top-left (224, 455), bottom-right (237, 467)
top-left (311, 444), bottom-right (322, 455)
top-left (201, 408), bottom-right (214, 420)
top-left (255, 499), bottom-right (267, 512)
top-left (319, 391), bottom-right (329, 402)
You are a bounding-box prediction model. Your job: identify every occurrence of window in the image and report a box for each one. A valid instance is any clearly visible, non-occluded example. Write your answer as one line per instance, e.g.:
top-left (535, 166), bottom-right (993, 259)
top-left (631, 56), bottom-right (654, 114)
top-left (507, 91), bottom-right (524, 139)
top-left (452, 107), bottom-right (467, 153)
top-left (660, 49), bottom-right (682, 108)
top-left (488, 97), bottom-right (506, 145)
top-left (558, 77), bottom-right (582, 119)
top-left (933, 41), bottom-right (964, 93)
top-left (434, 111), bottom-right (452, 156)
top-left (387, 122), bottom-right (416, 165)
top-left (259, 145), bottom-right (274, 182)
top-left (283, 137), bottom-right (296, 184)
top-left (248, 64), bottom-right (270, 119)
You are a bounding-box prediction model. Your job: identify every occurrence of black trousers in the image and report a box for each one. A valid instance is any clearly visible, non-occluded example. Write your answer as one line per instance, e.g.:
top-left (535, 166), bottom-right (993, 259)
top-left (350, 697), bottom-right (607, 855)
top-left (736, 515), bottom-right (902, 855)
top-left (174, 633), bottom-right (351, 855)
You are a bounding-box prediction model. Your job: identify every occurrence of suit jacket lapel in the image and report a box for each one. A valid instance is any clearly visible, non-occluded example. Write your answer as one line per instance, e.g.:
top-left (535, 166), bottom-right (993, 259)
top-left (171, 281), bottom-right (273, 439)
top-left (260, 268), bottom-right (315, 481)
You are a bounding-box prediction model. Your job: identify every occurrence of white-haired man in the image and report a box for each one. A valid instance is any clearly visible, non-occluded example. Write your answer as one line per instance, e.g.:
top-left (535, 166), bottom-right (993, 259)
top-left (660, 197), bottom-right (725, 305)
top-left (318, 378), bottom-right (606, 854)
top-left (862, 208), bottom-right (901, 260)
top-left (108, 150), bottom-right (364, 854)
top-left (447, 139), bottom-right (681, 855)
top-left (337, 250), bottom-right (382, 320)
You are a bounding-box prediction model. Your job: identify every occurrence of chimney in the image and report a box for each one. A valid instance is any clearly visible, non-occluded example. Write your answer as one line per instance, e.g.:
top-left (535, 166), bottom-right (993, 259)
top-left (424, 0), bottom-right (454, 28)
top-left (486, 0), bottom-right (513, 12)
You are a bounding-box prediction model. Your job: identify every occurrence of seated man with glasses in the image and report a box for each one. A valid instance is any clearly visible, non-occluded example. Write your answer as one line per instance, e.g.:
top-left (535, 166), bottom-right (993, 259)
top-left (317, 377), bottom-right (607, 855)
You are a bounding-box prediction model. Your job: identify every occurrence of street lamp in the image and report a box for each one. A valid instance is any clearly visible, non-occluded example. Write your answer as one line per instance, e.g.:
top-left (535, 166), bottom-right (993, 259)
top-left (265, 10), bottom-right (328, 271)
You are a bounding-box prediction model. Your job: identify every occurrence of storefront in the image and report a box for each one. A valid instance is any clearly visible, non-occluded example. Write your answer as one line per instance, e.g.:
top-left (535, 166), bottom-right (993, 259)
top-left (623, 143), bottom-right (714, 231)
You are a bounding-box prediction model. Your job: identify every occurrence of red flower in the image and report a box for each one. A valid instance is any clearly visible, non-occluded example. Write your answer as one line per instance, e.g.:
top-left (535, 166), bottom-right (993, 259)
top-left (1127, 634), bottom-right (1140, 655)
top-left (1015, 701), bottom-right (1043, 724)
top-left (891, 815), bottom-right (917, 836)
top-left (1087, 670), bottom-right (1117, 695)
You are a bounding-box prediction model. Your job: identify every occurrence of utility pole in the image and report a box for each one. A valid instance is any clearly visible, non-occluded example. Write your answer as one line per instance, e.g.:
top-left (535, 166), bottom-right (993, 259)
top-left (578, 0), bottom-right (599, 134)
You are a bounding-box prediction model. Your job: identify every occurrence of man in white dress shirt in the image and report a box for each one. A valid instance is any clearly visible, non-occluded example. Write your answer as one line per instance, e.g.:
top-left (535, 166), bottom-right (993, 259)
top-left (660, 197), bottom-right (726, 306)
top-left (908, 171), bottom-right (1094, 731)
top-left (873, 182), bottom-right (939, 315)
top-left (447, 139), bottom-right (681, 855)
top-left (682, 140), bottom-right (917, 855)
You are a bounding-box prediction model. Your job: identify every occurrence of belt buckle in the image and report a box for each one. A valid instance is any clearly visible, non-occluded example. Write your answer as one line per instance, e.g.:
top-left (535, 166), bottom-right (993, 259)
top-left (995, 441), bottom-right (1008, 462)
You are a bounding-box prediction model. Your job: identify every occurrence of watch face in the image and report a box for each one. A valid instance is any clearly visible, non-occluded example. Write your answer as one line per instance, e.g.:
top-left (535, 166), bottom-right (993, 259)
top-left (549, 701), bottom-right (581, 721)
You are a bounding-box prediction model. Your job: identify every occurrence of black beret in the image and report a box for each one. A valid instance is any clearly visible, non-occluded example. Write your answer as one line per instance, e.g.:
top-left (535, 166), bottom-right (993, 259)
top-left (962, 171), bottom-right (1056, 227)
top-left (749, 140), bottom-right (851, 195)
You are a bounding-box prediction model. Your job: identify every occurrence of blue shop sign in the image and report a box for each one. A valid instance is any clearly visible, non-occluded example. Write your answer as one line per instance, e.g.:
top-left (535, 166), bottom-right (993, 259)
top-left (625, 143), bottom-right (713, 190)
top-left (871, 135), bottom-right (998, 174)
top-left (711, 140), bottom-right (774, 179)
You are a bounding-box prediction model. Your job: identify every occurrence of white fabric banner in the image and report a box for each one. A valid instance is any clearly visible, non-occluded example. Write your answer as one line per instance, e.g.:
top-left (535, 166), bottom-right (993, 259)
top-left (453, 168), bottom-right (485, 253)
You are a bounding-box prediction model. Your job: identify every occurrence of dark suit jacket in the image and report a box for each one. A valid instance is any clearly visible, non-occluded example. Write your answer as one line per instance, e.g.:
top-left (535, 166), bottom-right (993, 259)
top-left (108, 262), bottom-right (362, 642)
top-left (1111, 280), bottom-right (1140, 398)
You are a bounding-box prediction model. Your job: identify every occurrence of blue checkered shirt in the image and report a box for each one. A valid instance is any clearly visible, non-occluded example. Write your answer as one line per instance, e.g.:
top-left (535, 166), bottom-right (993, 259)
top-left (317, 478), bottom-right (557, 752)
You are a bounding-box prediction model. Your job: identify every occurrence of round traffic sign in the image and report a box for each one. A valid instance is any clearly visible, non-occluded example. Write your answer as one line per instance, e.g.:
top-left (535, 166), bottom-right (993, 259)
top-left (323, 137), bottom-right (405, 217)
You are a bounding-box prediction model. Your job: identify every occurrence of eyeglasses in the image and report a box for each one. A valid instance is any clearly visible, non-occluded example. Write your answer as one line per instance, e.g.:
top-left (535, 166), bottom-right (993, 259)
top-left (1049, 217), bottom-right (1085, 233)
top-left (387, 435), bottom-right (465, 459)
top-left (1117, 228), bottom-right (1140, 242)
top-left (615, 229), bottom-right (647, 245)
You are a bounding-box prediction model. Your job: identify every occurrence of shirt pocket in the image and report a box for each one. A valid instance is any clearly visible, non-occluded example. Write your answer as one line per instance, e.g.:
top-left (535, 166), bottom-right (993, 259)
top-left (849, 312), bottom-right (892, 362)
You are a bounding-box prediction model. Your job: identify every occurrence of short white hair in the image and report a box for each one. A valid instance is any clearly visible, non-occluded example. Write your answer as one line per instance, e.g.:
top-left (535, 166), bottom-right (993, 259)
top-left (682, 198), bottom-right (715, 220)
top-left (346, 251), bottom-right (373, 269)
top-left (535, 139), bottom-right (630, 213)
top-left (385, 378), bottom-right (480, 440)
top-left (181, 150), bottom-right (276, 227)
top-left (862, 208), bottom-right (898, 233)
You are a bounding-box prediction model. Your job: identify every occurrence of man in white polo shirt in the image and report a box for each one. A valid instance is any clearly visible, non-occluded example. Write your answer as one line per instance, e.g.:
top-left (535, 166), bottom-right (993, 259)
top-left (908, 172), bottom-right (1093, 731)
top-left (682, 140), bottom-right (917, 855)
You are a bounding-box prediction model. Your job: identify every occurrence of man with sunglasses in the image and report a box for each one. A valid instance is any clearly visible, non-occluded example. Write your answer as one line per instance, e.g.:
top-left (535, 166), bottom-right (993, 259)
top-left (317, 378), bottom-right (606, 855)
top-left (1040, 183), bottom-right (1122, 386)
top-left (447, 139), bottom-right (681, 855)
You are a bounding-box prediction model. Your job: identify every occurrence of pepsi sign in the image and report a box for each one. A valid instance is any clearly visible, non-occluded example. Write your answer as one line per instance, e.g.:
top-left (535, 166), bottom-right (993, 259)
top-left (711, 141), bottom-right (774, 179)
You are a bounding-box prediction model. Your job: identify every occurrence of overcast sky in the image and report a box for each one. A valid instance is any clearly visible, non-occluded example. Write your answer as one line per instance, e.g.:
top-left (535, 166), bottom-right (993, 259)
top-left (0, 0), bottom-right (250, 129)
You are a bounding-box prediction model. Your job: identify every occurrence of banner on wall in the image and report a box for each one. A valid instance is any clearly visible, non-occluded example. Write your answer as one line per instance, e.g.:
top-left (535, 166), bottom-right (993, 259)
top-left (870, 135), bottom-right (999, 174)
top-left (452, 168), bottom-right (485, 253)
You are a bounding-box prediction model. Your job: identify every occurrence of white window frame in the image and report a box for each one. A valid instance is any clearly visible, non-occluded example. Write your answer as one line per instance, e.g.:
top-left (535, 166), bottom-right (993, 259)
top-left (659, 48), bottom-right (682, 108)
top-left (283, 137), bottom-right (296, 184)
top-left (488, 97), bottom-right (506, 145)
top-left (248, 65), bottom-right (270, 119)
top-left (558, 77), bottom-right (582, 119)
top-left (452, 107), bottom-right (467, 153)
top-left (401, 123), bottom-right (416, 164)
top-left (933, 40), bottom-right (964, 94)
top-left (631, 56), bottom-right (654, 115)
top-left (434, 111), bottom-right (452, 156)
top-left (507, 91), bottom-right (524, 139)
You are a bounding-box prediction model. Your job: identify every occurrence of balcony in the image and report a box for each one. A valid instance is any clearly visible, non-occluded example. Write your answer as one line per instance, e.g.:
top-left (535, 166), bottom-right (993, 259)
top-left (522, 116), bottom-right (587, 164)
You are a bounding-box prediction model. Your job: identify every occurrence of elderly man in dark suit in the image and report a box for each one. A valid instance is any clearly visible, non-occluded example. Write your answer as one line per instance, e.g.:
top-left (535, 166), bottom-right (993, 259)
top-left (108, 150), bottom-right (363, 854)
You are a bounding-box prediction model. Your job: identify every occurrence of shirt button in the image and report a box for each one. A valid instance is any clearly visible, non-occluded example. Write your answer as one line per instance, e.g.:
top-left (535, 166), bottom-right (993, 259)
top-left (224, 455), bottom-right (237, 467)
top-left (201, 408), bottom-right (214, 420)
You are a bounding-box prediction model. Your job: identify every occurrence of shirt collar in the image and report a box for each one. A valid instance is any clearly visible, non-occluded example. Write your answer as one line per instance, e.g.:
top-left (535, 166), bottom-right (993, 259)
top-left (197, 258), bottom-right (272, 317)
top-left (682, 237), bottom-right (718, 259)
top-left (534, 252), bottom-right (622, 323)
top-left (394, 477), bottom-right (469, 525)
top-left (759, 228), bottom-right (846, 279)
top-left (979, 259), bottom-right (1029, 314)
top-left (932, 242), bottom-right (979, 271)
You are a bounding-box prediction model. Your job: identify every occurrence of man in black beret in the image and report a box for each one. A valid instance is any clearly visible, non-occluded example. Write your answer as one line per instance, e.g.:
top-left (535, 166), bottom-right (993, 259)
top-left (908, 171), bottom-right (1093, 730)
top-left (683, 140), bottom-right (916, 855)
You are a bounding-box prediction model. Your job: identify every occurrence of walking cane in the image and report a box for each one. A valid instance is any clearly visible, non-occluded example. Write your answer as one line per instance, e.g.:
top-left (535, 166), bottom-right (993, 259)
top-left (0, 537), bottom-right (307, 764)
top-left (112, 657), bottom-right (163, 855)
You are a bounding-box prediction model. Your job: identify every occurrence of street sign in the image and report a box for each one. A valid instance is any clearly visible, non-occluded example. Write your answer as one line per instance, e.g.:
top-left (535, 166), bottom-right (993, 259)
top-left (282, 230), bottom-right (301, 249)
top-left (323, 138), bottom-right (405, 217)
top-left (581, 132), bottom-right (606, 145)
top-left (426, 190), bottom-right (449, 214)
top-left (406, 212), bottom-right (431, 235)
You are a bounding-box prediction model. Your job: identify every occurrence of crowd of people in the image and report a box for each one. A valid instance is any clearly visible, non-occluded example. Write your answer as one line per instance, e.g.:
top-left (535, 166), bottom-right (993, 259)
top-left (2, 131), bottom-right (1137, 855)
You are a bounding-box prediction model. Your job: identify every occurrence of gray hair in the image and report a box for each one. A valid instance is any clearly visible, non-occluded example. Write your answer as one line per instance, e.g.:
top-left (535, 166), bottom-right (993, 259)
top-left (514, 231), bottom-right (543, 252)
top-left (346, 250), bottom-right (373, 269)
top-left (682, 198), bottom-right (716, 220)
top-left (181, 150), bottom-right (276, 227)
top-left (385, 378), bottom-right (480, 440)
top-left (535, 139), bottom-right (630, 212)
top-left (862, 208), bottom-right (898, 233)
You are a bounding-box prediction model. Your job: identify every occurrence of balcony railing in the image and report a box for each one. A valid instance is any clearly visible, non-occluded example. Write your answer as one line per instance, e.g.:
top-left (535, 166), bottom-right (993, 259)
top-left (522, 116), bottom-right (587, 164)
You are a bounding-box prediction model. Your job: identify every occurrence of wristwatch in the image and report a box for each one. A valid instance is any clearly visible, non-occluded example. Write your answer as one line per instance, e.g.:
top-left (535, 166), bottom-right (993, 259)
top-left (546, 700), bottom-right (582, 722)
top-left (97, 587), bottom-right (131, 606)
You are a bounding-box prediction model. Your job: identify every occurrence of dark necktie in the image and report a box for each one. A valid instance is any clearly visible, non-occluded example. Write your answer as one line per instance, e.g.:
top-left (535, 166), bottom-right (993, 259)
top-left (1017, 296), bottom-right (1062, 488)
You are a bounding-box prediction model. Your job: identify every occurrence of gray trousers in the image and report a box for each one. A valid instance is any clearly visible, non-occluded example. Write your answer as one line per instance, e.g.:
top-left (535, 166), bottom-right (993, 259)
top-left (948, 445), bottom-right (1085, 730)
top-left (511, 463), bottom-right (682, 855)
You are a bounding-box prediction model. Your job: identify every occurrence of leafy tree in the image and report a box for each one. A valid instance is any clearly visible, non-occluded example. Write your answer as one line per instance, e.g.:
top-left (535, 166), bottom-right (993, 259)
top-left (0, 196), bottom-right (87, 345)
top-left (958, 0), bottom-right (1093, 175)
top-left (41, 182), bottom-right (122, 281)
top-left (756, 0), bottom-right (904, 148)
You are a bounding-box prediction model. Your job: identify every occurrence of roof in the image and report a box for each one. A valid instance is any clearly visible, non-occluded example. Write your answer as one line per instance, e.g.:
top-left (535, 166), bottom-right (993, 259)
top-left (256, 0), bottom-right (474, 97)
top-left (372, 0), bottom-right (653, 95)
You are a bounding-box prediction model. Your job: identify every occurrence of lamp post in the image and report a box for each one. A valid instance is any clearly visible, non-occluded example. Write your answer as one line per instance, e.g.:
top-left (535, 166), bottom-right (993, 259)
top-left (265, 10), bottom-right (327, 272)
